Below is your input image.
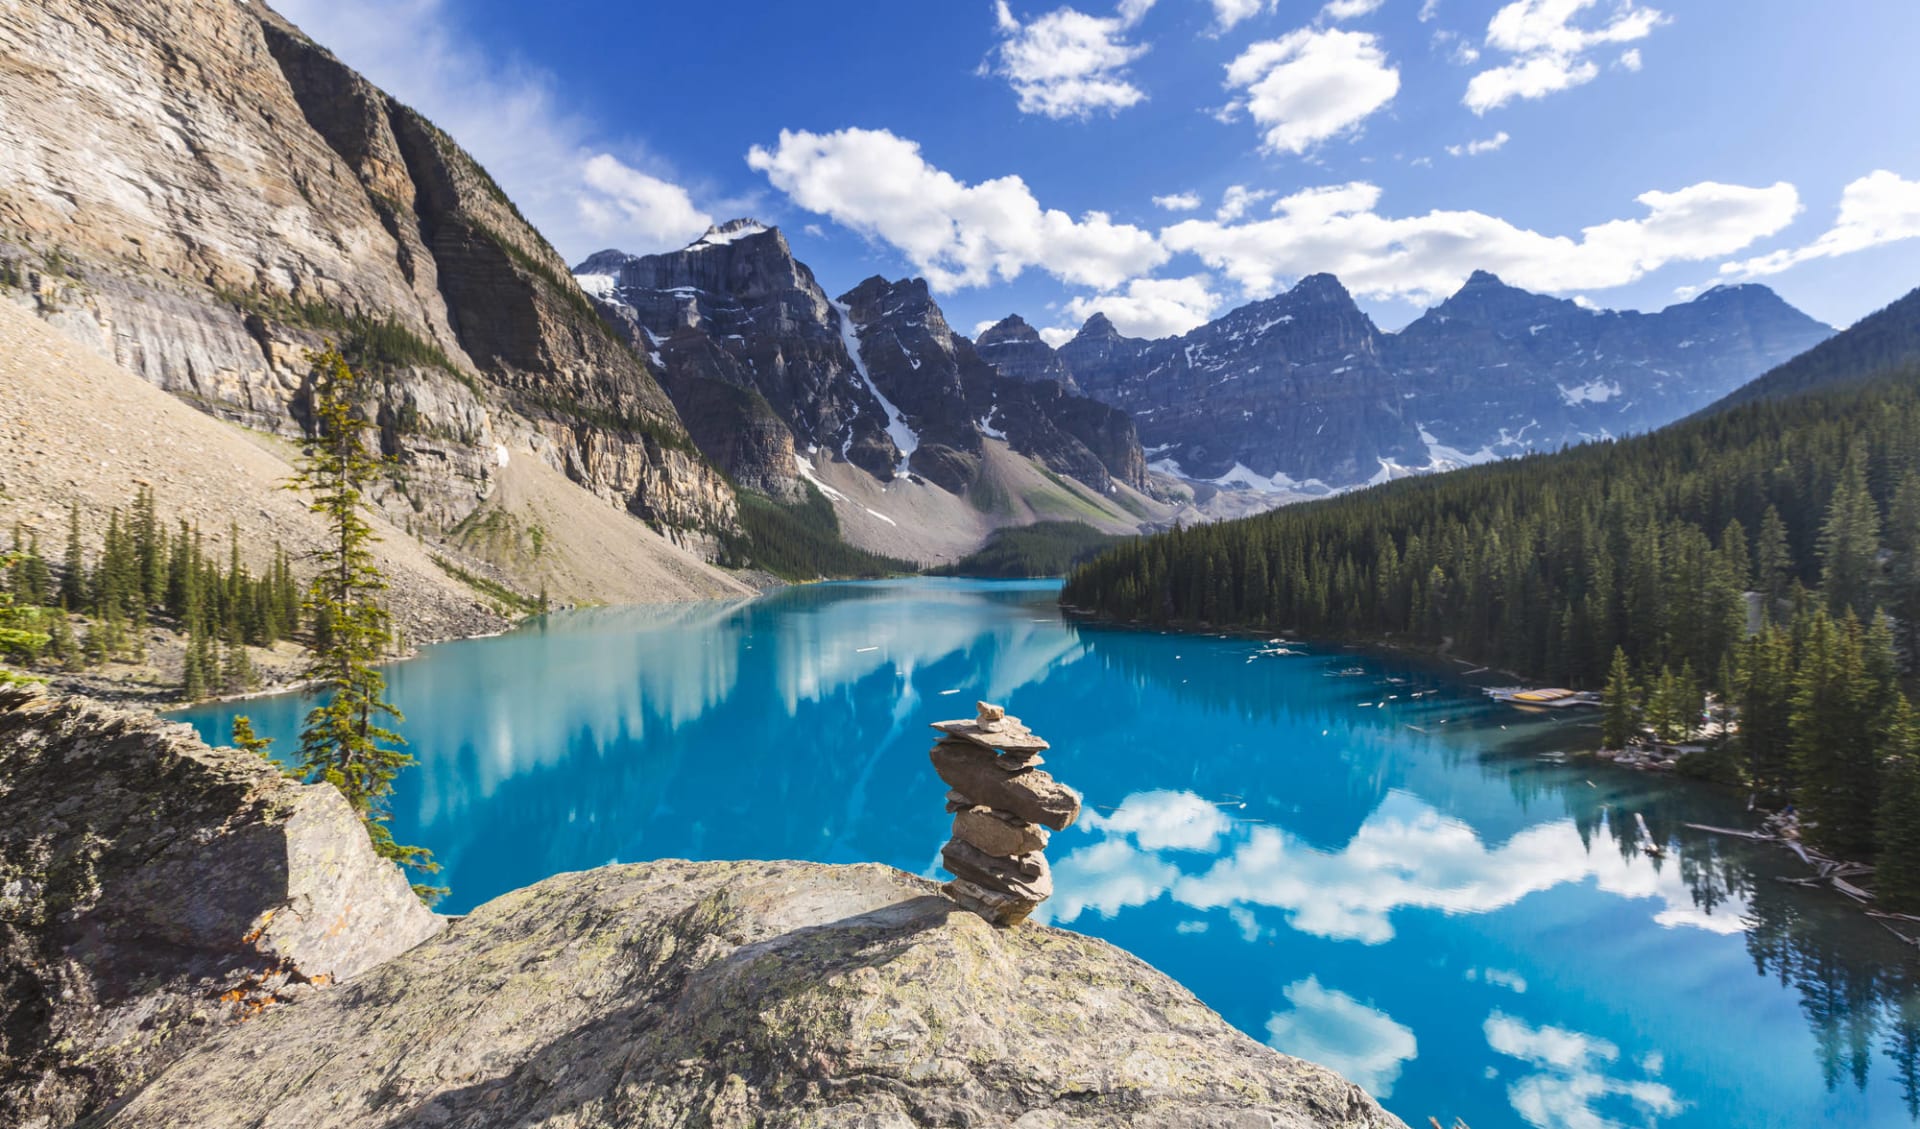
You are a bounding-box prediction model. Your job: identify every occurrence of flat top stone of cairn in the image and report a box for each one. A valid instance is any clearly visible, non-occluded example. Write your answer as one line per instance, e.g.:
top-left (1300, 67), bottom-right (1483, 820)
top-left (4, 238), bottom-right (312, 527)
top-left (931, 700), bottom-right (1049, 754)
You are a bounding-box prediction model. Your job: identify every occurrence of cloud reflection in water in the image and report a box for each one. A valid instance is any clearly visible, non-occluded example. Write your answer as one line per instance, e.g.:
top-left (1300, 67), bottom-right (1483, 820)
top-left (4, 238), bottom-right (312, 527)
top-left (1042, 789), bottom-right (1751, 943)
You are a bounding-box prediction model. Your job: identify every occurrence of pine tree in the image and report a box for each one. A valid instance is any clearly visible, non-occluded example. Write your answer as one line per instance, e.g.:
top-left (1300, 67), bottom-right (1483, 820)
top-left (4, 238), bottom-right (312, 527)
top-left (1737, 625), bottom-right (1797, 795)
top-left (1755, 506), bottom-right (1795, 609)
top-left (290, 348), bottom-right (440, 903)
top-left (1887, 471), bottom-right (1920, 662)
top-left (1876, 697), bottom-right (1920, 912)
top-left (1645, 665), bottom-right (1687, 744)
top-left (220, 621), bottom-right (254, 694)
top-left (1819, 447), bottom-right (1883, 621)
top-left (59, 502), bottom-right (84, 610)
top-left (0, 550), bottom-right (50, 684)
top-left (1602, 646), bottom-right (1638, 749)
top-left (231, 715), bottom-right (275, 760)
top-left (181, 611), bottom-right (210, 701)
top-left (1791, 612), bottom-right (1881, 856)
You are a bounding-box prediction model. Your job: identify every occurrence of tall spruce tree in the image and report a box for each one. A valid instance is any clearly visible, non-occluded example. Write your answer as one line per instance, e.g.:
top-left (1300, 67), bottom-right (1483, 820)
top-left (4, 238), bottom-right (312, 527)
top-left (1887, 470), bottom-right (1920, 661)
top-left (0, 550), bottom-right (50, 683)
top-left (1791, 612), bottom-right (1881, 857)
top-left (1875, 697), bottom-right (1920, 912)
top-left (1602, 647), bottom-right (1638, 749)
top-left (1819, 447), bottom-right (1883, 621)
top-left (289, 347), bottom-right (440, 902)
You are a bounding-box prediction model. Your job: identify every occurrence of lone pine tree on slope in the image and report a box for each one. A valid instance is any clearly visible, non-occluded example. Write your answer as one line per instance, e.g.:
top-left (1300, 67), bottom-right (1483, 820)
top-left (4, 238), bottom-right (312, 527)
top-left (289, 347), bottom-right (442, 903)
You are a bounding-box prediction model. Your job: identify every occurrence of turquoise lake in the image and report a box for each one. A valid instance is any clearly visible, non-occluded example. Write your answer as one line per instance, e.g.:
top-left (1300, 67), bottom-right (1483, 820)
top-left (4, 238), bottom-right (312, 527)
top-left (178, 578), bottom-right (1920, 1128)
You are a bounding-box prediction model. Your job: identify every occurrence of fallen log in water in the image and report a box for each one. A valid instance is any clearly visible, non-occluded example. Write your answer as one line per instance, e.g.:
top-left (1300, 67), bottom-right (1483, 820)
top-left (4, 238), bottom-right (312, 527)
top-left (1683, 823), bottom-right (1776, 841)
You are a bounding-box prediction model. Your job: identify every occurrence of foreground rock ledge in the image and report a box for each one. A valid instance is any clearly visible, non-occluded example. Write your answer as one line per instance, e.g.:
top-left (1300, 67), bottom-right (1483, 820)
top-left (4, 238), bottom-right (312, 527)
top-left (102, 859), bottom-right (1402, 1128)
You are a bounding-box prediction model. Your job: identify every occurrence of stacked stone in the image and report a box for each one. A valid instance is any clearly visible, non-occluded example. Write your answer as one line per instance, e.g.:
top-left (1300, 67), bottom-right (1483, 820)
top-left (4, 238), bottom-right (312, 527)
top-left (931, 701), bottom-right (1080, 927)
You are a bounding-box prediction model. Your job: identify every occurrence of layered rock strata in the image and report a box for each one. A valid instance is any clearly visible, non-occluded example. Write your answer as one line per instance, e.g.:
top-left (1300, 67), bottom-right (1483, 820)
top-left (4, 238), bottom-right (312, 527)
top-left (931, 701), bottom-right (1078, 926)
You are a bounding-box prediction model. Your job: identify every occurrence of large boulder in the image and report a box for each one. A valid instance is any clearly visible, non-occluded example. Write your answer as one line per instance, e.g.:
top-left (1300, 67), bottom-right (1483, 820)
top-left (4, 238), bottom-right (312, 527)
top-left (0, 685), bottom-right (443, 1127)
top-left (100, 858), bottom-right (1405, 1128)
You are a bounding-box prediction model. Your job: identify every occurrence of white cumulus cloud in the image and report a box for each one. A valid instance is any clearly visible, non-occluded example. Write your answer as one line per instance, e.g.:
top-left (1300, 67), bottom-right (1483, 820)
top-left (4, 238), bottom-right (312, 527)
top-left (271, 0), bottom-right (712, 260)
top-left (1447, 131), bottom-right (1511, 157)
top-left (1223, 27), bottom-right (1401, 154)
top-left (1323, 0), bottom-right (1387, 19)
top-left (1057, 275), bottom-right (1223, 339)
top-left (746, 127), bottom-right (1167, 291)
top-left (1721, 170), bottom-right (1920, 279)
top-left (1209, 0), bottom-right (1273, 31)
top-left (988, 0), bottom-right (1156, 119)
top-left (1217, 184), bottom-right (1276, 221)
top-left (1159, 178), bottom-right (1799, 303)
top-left (1465, 0), bottom-right (1667, 113)
top-left (1153, 190), bottom-right (1204, 211)
top-left (1267, 978), bottom-right (1419, 1098)
top-left (577, 155), bottom-right (713, 250)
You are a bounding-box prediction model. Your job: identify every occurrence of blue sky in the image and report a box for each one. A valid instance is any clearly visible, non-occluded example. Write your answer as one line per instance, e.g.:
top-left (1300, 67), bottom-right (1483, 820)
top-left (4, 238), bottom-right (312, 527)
top-left (276, 0), bottom-right (1919, 340)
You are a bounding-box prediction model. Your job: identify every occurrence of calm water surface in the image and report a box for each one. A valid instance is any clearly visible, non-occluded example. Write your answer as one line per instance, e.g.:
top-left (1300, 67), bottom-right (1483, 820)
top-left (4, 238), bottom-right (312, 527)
top-left (179, 579), bottom-right (1920, 1128)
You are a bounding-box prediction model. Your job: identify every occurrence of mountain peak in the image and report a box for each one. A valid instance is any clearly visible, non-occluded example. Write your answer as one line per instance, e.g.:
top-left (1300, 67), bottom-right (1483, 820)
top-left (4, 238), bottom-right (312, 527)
top-left (978, 314), bottom-right (1042, 349)
top-left (686, 218), bottom-right (776, 250)
top-left (1289, 273), bottom-right (1355, 304)
top-left (1076, 312), bottom-right (1121, 340)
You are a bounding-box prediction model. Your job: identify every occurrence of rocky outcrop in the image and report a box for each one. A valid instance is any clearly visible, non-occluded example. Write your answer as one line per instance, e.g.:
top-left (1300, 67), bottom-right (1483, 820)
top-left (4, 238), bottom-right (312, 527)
top-left (100, 857), bottom-right (1402, 1128)
top-left (0, 0), bottom-right (736, 549)
top-left (1014, 273), bottom-right (1833, 491)
top-left (0, 685), bottom-right (443, 1128)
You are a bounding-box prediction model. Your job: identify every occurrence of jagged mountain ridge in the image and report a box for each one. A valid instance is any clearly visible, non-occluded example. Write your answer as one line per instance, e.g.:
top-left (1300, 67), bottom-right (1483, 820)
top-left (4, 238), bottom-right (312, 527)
top-left (577, 223), bottom-right (1151, 503)
top-left (983, 271), bottom-right (1835, 493)
top-left (0, 0), bottom-right (735, 573)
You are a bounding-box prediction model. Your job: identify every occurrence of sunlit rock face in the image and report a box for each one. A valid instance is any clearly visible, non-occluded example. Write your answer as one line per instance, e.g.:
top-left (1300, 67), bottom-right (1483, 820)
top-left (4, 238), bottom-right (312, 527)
top-left (0, 0), bottom-right (736, 544)
top-left (97, 859), bottom-right (1406, 1129)
top-left (1015, 272), bottom-right (1833, 491)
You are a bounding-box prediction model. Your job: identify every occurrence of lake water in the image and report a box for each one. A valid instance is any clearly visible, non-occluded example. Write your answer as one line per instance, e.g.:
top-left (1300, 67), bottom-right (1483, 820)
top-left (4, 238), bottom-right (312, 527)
top-left (178, 578), bottom-right (1920, 1128)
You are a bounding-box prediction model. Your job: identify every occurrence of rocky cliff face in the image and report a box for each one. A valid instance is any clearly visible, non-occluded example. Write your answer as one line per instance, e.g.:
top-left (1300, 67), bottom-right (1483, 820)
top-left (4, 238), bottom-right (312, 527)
top-left (0, 0), bottom-right (735, 547)
top-left (1058, 275), bottom-right (1416, 487)
top-left (578, 221), bottom-right (904, 495)
top-left (0, 685), bottom-right (443, 1128)
top-left (4, 688), bottom-right (1406, 1129)
top-left (579, 226), bottom-right (1152, 502)
top-left (1008, 273), bottom-right (1833, 491)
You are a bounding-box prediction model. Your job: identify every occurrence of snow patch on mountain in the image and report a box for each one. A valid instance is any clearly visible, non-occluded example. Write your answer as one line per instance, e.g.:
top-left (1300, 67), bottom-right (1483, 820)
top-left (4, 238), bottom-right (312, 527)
top-left (831, 299), bottom-right (919, 476)
top-left (687, 220), bottom-right (770, 250)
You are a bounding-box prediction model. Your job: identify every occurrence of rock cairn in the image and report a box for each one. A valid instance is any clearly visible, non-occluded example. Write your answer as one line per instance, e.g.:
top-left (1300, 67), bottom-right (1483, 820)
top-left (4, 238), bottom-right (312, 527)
top-left (931, 702), bottom-right (1080, 926)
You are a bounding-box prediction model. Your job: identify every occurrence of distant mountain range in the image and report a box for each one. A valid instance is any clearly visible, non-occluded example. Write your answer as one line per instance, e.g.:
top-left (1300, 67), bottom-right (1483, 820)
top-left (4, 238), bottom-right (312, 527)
top-left (984, 270), bottom-right (1834, 496)
top-left (580, 220), bottom-right (1835, 534)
